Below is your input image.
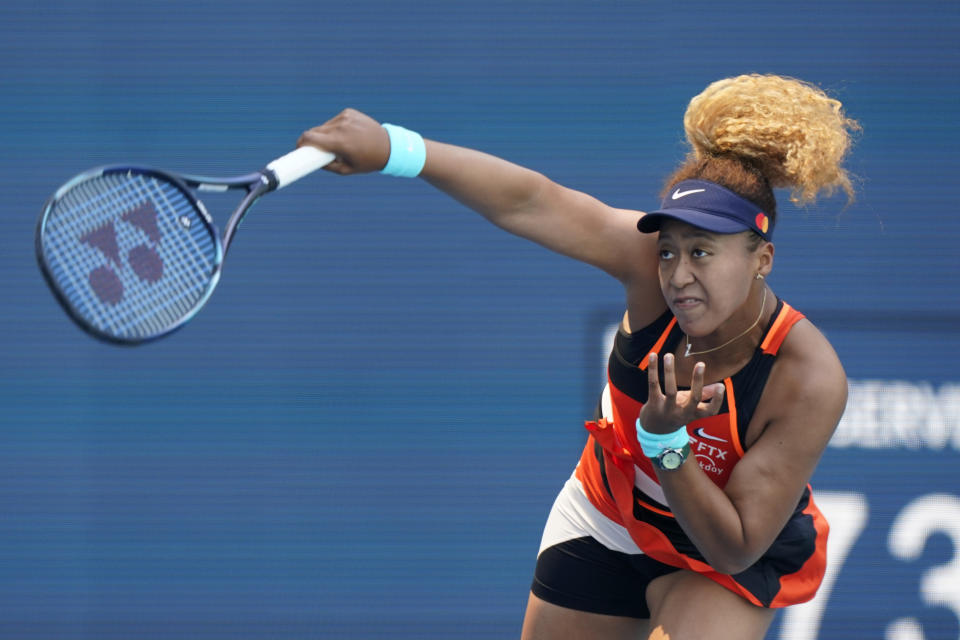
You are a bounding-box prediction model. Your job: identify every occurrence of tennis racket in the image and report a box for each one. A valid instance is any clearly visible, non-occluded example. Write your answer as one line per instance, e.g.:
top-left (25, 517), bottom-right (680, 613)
top-left (36, 145), bottom-right (334, 345)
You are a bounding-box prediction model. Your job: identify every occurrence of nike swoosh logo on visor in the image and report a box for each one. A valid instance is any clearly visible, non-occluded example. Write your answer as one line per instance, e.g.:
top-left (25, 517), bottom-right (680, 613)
top-left (671, 188), bottom-right (706, 200)
top-left (694, 427), bottom-right (727, 443)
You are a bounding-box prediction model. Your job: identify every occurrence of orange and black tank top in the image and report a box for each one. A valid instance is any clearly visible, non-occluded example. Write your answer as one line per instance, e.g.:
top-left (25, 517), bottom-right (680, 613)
top-left (574, 298), bottom-right (829, 607)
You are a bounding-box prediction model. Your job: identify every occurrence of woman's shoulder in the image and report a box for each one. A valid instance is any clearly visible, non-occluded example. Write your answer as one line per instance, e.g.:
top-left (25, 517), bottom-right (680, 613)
top-left (767, 315), bottom-right (848, 415)
top-left (745, 312), bottom-right (847, 450)
top-left (779, 315), bottom-right (844, 371)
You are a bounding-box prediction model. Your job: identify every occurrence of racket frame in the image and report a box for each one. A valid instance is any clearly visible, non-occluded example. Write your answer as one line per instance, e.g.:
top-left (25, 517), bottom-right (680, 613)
top-left (36, 165), bottom-right (273, 345)
top-left (36, 146), bottom-right (332, 344)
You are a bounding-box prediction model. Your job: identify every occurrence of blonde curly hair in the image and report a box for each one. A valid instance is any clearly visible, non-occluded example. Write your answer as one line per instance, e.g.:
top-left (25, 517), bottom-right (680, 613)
top-left (666, 74), bottom-right (859, 214)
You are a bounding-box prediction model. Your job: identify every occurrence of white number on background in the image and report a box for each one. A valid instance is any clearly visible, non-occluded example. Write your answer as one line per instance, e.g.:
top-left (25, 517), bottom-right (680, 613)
top-left (886, 493), bottom-right (960, 640)
top-left (779, 492), bottom-right (960, 640)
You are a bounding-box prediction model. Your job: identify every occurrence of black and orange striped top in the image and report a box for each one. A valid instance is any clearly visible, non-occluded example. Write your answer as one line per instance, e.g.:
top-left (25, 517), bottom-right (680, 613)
top-left (575, 299), bottom-right (829, 608)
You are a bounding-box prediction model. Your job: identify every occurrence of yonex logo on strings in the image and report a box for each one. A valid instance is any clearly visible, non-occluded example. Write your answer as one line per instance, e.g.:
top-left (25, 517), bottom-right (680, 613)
top-left (80, 202), bottom-right (164, 305)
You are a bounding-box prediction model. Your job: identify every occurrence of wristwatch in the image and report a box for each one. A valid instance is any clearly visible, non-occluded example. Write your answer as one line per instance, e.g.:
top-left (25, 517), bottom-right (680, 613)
top-left (652, 442), bottom-right (691, 471)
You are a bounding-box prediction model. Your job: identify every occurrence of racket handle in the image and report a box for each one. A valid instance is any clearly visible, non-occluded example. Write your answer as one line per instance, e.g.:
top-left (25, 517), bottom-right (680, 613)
top-left (266, 146), bottom-right (335, 189)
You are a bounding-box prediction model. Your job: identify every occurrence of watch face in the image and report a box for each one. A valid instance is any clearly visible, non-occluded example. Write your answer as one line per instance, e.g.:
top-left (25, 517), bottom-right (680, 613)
top-left (660, 450), bottom-right (683, 470)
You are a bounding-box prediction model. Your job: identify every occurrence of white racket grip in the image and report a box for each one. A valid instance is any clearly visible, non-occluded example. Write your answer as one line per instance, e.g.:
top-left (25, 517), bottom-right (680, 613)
top-left (266, 146), bottom-right (335, 189)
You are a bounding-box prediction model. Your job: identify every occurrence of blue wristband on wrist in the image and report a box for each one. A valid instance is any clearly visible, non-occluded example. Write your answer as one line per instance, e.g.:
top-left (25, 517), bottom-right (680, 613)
top-left (380, 123), bottom-right (426, 178)
top-left (635, 420), bottom-right (690, 458)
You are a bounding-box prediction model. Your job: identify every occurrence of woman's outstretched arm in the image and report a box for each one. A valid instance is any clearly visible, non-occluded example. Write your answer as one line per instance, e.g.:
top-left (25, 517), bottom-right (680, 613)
top-left (298, 109), bottom-right (662, 294)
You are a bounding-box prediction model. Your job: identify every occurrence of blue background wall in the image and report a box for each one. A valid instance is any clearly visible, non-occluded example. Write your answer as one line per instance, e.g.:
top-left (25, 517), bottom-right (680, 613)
top-left (1, 1), bottom-right (958, 638)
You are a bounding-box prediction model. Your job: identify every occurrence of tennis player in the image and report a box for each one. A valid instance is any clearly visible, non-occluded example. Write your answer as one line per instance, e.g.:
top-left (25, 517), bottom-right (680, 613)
top-left (300, 73), bottom-right (858, 640)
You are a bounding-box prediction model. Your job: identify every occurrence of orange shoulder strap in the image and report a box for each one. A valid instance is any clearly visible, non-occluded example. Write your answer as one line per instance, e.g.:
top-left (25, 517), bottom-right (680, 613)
top-left (638, 317), bottom-right (678, 371)
top-left (759, 302), bottom-right (805, 355)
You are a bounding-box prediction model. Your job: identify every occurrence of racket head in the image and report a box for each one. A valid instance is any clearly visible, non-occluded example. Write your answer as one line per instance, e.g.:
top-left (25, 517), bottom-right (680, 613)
top-left (36, 165), bottom-right (223, 344)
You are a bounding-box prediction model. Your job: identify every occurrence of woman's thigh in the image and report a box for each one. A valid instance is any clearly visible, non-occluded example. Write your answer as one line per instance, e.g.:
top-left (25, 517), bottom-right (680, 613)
top-left (646, 570), bottom-right (775, 640)
top-left (521, 591), bottom-right (650, 640)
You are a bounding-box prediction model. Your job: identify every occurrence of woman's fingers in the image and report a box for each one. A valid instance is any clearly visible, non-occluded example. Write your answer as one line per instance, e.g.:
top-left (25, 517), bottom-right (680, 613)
top-left (697, 382), bottom-right (726, 418)
top-left (663, 353), bottom-right (678, 399)
top-left (297, 109), bottom-right (391, 174)
top-left (688, 360), bottom-right (705, 407)
top-left (643, 353), bottom-right (725, 430)
top-left (647, 353), bottom-right (663, 400)
top-left (688, 362), bottom-right (725, 418)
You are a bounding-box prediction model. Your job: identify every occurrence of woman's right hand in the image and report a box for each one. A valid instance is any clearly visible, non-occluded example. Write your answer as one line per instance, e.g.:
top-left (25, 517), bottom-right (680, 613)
top-left (297, 109), bottom-right (392, 175)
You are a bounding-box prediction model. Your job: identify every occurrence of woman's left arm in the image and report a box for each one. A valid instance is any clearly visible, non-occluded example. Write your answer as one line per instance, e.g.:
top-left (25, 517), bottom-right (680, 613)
top-left (651, 321), bottom-right (847, 574)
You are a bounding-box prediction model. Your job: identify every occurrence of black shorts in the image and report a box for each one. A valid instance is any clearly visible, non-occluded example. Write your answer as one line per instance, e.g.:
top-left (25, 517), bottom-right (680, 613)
top-left (531, 536), bottom-right (681, 619)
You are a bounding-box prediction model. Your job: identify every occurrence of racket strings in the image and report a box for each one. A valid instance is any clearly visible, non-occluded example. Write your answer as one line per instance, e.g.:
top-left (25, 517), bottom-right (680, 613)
top-left (41, 171), bottom-right (219, 340)
top-left (44, 176), bottom-right (149, 332)
top-left (120, 176), bottom-right (212, 332)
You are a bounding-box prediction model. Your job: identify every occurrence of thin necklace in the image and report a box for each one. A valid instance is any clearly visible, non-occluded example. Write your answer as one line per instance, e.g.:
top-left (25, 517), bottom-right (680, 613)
top-left (684, 287), bottom-right (768, 358)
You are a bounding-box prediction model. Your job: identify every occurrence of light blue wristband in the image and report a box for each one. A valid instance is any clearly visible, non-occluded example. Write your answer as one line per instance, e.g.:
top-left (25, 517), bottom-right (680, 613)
top-left (380, 123), bottom-right (426, 178)
top-left (635, 420), bottom-right (689, 458)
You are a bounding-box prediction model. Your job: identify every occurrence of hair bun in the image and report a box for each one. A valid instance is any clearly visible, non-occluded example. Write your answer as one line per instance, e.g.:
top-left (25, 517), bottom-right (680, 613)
top-left (683, 74), bottom-right (860, 205)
